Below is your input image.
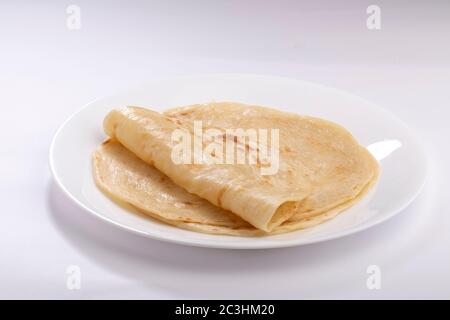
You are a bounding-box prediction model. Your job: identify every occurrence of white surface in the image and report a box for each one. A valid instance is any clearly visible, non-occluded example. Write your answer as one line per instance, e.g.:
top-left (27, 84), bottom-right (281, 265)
top-left (50, 74), bottom-right (426, 249)
top-left (0, 0), bottom-right (449, 298)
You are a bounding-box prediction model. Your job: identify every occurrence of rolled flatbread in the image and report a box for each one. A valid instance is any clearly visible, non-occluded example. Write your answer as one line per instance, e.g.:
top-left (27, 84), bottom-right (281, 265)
top-left (101, 102), bottom-right (378, 232)
top-left (93, 140), bottom-right (376, 236)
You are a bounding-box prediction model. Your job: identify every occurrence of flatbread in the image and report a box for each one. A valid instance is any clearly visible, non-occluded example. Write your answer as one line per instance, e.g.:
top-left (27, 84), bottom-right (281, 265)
top-left (93, 140), bottom-right (374, 236)
top-left (101, 102), bottom-right (379, 233)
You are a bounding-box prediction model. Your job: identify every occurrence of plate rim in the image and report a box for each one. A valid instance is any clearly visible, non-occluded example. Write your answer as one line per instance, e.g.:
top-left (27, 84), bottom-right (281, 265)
top-left (48, 73), bottom-right (428, 249)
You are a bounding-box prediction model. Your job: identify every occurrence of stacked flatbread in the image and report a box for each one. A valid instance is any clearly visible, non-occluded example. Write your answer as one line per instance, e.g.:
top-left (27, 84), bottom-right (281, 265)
top-left (93, 102), bottom-right (379, 236)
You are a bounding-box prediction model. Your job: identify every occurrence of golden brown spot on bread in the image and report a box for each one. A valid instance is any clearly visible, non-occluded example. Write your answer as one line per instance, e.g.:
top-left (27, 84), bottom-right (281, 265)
top-left (216, 187), bottom-right (226, 207)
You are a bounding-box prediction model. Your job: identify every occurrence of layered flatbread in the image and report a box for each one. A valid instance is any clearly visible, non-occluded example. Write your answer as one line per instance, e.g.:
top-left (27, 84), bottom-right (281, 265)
top-left (93, 139), bottom-right (374, 236)
top-left (98, 102), bottom-right (378, 234)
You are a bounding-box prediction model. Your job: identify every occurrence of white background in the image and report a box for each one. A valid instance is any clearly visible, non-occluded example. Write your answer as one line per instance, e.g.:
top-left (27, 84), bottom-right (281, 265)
top-left (1, 0), bottom-right (449, 299)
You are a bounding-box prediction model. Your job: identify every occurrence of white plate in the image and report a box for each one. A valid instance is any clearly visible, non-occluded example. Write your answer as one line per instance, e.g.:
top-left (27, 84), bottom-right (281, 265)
top-left (49, 74), bottom-right (427, 249)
